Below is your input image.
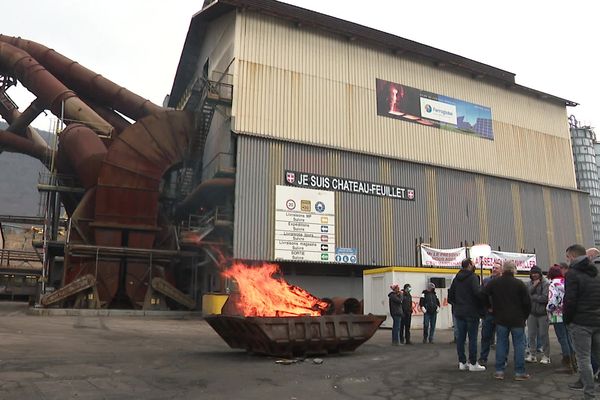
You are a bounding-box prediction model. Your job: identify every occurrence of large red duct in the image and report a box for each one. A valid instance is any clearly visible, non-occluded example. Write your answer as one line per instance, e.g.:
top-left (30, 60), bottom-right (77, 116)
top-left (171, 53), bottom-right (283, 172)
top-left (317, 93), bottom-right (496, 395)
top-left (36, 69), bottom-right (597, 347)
top-left (0, 42), bottom-right (111, 135)
top-left (0, 128), bottom-right (50, 161)
top-left (0, 35), bottom-right (227, 309)
top-left (58, 124), bottom-right (107, 190)
top-left (0, 35), bottom-right (163, 121)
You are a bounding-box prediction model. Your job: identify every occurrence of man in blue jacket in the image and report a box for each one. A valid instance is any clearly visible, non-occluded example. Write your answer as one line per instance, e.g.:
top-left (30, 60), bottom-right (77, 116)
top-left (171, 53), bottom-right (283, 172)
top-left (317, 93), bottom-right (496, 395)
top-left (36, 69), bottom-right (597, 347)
top-left (449, 258), bottom-right (486, 371)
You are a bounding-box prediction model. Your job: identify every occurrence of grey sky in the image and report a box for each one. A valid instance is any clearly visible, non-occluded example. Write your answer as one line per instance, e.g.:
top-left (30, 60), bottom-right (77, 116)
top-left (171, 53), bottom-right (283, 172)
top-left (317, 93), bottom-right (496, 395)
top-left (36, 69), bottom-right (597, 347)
top-left (2, 0), bottom-right (598, 132)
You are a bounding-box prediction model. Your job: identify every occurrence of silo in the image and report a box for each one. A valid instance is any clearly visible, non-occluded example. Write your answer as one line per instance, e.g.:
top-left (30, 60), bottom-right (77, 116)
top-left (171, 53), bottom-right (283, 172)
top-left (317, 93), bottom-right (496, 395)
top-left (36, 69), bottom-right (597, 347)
top-left (570, 117), bottom-right (600, 245)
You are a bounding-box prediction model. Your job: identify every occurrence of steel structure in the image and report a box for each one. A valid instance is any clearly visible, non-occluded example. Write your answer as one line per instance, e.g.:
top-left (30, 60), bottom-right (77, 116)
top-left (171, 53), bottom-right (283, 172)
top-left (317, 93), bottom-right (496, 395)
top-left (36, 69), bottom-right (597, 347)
top-left (0, 35), bottom-right (234, 309)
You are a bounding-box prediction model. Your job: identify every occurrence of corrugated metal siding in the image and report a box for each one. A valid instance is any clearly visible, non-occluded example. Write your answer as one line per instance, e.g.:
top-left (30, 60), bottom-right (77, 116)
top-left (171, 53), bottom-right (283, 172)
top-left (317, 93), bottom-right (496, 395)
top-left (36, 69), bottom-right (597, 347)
top-left (231, 9), bottom-right (576, 188)
top-left (234, 136), bottom-right (429, 265)
top-left (435, 169), bottom-right (480, 248)
top-left (235, 136), bottom-right (591, 268)
top-left (485, 177), bottom-right (517, 251)
top-left (551, 189), bottom-right (577, 259)
top-left (579, 194), bottom-right (594, 245)
top-left (519, 185), bottom-right (550, 266)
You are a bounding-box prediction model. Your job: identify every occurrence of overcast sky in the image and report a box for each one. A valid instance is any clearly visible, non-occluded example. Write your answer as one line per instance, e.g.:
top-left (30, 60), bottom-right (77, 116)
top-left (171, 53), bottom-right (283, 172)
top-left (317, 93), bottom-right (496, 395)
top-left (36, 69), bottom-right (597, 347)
top-left (2, 0), bottom-right (598, 132)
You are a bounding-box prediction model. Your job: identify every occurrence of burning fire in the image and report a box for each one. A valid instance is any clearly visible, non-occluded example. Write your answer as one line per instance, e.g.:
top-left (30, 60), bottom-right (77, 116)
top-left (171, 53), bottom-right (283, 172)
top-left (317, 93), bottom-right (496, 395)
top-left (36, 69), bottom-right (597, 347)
top-left (223, 262), bottom-right (329, 317)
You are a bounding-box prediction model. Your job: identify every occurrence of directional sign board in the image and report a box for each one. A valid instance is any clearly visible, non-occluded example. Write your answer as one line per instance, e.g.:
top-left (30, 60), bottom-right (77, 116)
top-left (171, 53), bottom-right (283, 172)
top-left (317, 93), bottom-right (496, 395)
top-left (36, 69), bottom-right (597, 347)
top-left (274, 185), bottom-right (335, 262)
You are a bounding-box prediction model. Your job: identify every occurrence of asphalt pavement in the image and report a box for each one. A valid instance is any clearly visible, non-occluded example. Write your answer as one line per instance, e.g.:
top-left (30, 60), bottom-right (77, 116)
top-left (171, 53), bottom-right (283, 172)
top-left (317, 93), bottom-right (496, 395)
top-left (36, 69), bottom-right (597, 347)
top-left (0, 302), bottom-right (587, 399)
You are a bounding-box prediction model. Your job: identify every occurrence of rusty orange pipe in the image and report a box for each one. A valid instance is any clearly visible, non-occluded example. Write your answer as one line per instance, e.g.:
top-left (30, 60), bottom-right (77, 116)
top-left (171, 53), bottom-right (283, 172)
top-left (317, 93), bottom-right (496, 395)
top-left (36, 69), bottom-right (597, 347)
top-left (0, 42), bottom-right (112, 136)
top-left (0, 91), bottom-right (49, 150)
top-left (58, 124), bottom-right (108, 189)
top-left (0, 35), bottom-right (163, 121)
top-left (0, 128), bottom-right (51, 161)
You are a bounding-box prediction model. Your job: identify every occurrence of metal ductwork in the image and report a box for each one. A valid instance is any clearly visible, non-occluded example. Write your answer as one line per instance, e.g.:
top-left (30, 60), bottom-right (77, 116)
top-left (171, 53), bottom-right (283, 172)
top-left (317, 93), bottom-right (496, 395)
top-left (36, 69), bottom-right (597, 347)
top-left (0, 35), bottom-right (163, 121)
top-left (0, 42), bottom-right (111, 135)
top-left (0, 35), bottom-right (234, 310)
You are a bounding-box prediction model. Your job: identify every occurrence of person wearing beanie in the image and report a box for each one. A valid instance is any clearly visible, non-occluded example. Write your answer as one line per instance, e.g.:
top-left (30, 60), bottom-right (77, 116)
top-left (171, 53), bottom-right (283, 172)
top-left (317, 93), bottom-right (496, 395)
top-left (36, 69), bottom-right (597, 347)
top-left (526, 265), bottom-right (551, 365)
top-left (546, 264), bottom-right (575, 374)
top-left (420, 282), bottom-right (441, 343)
top-left (388, 284), bottom-right (404, 345)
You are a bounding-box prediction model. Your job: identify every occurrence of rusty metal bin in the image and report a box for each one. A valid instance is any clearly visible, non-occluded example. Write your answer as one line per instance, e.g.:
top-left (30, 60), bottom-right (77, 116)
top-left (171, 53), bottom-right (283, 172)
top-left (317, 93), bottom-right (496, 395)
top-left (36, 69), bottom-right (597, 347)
top-left (205, 314), bottom-right (386, 357)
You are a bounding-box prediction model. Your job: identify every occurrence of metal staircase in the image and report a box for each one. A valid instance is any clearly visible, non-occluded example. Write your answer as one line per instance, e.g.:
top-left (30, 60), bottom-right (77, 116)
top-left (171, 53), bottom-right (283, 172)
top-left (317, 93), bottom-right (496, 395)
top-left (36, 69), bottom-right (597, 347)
top-left (177, 75), bottom-right (232, 196)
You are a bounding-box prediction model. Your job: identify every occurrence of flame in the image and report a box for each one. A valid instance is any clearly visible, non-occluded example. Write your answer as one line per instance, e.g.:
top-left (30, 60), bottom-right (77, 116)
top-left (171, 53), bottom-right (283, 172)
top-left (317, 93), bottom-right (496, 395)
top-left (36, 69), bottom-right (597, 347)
top-left (222, 262), bottom-right (329, 317)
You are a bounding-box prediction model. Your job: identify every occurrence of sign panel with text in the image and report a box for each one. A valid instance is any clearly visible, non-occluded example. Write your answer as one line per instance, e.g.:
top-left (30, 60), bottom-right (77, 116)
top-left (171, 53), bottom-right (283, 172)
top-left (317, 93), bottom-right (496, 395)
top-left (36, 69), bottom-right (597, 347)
top-left (274, 185), bottom-right (335, 263)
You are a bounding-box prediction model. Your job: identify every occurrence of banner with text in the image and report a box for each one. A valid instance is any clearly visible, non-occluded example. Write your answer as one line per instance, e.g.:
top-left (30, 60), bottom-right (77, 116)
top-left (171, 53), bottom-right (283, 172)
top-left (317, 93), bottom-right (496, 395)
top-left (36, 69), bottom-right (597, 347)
top-left (421, 245), bottom-right (467, 268)
top-left (285, 170), bottom-right (415, 201)
top-left (475, 250), bottom-right (537, 272)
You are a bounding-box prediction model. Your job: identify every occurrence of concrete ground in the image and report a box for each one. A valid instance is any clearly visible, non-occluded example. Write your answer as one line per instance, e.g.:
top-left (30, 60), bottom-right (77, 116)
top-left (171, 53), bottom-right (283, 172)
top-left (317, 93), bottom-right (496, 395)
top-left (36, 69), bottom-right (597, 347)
top-left (0, 302), bottom-right (587, 400)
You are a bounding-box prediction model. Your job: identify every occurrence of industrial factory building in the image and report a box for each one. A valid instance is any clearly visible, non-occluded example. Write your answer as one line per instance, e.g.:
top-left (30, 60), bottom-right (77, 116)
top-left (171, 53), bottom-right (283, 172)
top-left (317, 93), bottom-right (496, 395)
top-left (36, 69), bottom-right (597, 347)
top-left (0, 0), bottom-right (593, 311)
top-left (166, 0), bottom-right (593, 300)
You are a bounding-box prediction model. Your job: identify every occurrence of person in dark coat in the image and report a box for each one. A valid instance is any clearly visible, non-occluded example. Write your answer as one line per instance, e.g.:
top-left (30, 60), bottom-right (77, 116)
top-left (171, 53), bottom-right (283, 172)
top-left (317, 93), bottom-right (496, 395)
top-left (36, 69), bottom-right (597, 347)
top-left (449, 258), bottom-right (486, 371)
top-left (525, 265), bottom-right (551, 364)
top-left (400, 284), bottom-right (414, 344)
top-left (481, 261), bottom-right (532, 381)
top-left (564, 244), bottom-right (600, 398)
top-left (420, 282), bottom-right (440, 343)
top-left (479, 260), bottom-right (503, 366)
top-left (388, 284), bottom-right (404, 345)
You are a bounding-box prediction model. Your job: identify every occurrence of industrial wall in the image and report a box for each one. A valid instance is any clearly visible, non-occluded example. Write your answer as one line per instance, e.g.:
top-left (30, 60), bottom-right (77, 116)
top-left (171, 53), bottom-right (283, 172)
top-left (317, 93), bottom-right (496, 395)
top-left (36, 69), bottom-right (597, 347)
top-left (180, 11), bottom-right (236, 182)
top-left (231, 9), bottom-right (576, 189)
top-left (234, 135), bottom-right (593, 268)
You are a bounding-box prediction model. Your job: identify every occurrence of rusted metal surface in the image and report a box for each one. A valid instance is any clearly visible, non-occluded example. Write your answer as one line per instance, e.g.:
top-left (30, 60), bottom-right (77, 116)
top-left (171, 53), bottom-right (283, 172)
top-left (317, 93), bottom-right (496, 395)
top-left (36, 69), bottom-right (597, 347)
top-left (0, 34), bottom-right (221, 310)
top-left (0, 249), bottom-right (42, 267)
top-left (40, 274), bottom-right (96, 306)
top-left (151, 277), bottom-right (196, 310)
top-left (330, 297), bottom-right (362, 314)
top-left (58, 124), bottom-right (107, 189)
top-left (0, 128), bottom-right (50, 161)
top-left (0, 35), bottom-right (163, 121)
top-left (205, 314), bottom-right (386, 357)
top-left (0, 42), bottom-right (110, 135)
top-left (94, 110), bottom-right (192, 232)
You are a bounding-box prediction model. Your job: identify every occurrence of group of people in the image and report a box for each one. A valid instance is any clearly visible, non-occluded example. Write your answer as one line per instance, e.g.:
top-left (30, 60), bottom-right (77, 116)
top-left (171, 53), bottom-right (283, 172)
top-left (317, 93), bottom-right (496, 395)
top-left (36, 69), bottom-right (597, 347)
top-left (388, 282), bottom-right (441, 345)
top-left (387, 243), bottom-right (600, 399)
top-left (447, 244), bottom-right (600, 399)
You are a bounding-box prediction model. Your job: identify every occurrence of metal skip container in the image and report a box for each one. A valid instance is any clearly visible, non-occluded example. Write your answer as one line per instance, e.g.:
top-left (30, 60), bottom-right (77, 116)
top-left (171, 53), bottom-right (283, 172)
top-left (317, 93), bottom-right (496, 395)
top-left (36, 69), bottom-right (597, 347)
top-left (205, 314), bottom-right (386, 358)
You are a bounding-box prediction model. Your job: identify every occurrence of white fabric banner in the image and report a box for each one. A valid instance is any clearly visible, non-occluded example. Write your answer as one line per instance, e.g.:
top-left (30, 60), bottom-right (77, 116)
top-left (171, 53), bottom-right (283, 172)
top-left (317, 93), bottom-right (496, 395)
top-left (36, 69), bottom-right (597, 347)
top-left (421, 245), bottom-right (466, 267)
top-left (475, 250), bottom-right (537, 272)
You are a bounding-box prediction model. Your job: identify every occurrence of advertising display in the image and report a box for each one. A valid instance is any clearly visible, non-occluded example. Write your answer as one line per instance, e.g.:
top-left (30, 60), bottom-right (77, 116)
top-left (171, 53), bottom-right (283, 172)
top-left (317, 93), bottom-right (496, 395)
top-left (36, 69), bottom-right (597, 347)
top-left (376, 78), bottom-right (494, 140)
top-left (274, 185), bottom-right (336, 263)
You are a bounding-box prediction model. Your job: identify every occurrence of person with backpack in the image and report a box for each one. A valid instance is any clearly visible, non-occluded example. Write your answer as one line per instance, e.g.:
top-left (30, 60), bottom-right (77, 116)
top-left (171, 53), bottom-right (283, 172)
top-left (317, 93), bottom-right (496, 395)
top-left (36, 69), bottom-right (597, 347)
top-left (420, 282), bottom-right (441, 343)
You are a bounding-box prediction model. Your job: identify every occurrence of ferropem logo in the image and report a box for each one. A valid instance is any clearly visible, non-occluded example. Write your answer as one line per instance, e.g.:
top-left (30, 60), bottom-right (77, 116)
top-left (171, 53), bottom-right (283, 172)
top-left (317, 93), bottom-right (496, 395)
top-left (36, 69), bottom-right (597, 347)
top-left (425, 104), bottom-right (432, 113)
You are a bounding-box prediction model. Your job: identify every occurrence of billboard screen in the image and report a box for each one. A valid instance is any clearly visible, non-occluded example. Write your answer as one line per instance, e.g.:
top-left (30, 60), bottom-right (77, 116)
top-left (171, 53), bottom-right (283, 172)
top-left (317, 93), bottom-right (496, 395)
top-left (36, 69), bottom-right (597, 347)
top-left (376, 78), bottom-right (494, 140)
